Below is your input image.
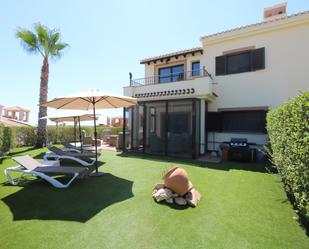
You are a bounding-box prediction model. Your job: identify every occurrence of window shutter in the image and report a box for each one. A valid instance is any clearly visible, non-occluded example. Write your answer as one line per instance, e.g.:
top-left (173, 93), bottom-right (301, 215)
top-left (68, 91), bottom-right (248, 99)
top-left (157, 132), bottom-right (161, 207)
top-left (252, 47), bottom-right (265, 70)
top-left (216, 55), bottom-right (226, 75)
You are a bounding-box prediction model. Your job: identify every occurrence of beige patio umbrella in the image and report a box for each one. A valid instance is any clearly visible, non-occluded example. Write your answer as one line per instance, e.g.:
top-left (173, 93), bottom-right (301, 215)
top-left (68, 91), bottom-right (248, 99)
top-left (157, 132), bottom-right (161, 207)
top-left (41, 113), bottom-right (99, 151)
top-left (42, 89), bottom-right (137, 176)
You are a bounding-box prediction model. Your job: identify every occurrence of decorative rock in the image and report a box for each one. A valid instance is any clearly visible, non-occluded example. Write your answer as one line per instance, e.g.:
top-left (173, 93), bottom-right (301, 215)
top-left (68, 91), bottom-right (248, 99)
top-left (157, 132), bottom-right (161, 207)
top-left (152, 188), bottom-right (173, 202)
top-left (154, 183), bottom-right (165, 190)
top-left (165, 198), bottom-right (173, 204)
top-left (174, 197), bottom-right (187, 206)
top-left (185, 188), bottom-right (202, 207)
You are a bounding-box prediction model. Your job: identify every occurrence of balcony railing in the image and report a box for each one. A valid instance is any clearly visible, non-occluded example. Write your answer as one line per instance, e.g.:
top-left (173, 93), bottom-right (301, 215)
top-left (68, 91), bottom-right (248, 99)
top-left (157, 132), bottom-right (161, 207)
top-left (130, 68), bottom-right (211, 87)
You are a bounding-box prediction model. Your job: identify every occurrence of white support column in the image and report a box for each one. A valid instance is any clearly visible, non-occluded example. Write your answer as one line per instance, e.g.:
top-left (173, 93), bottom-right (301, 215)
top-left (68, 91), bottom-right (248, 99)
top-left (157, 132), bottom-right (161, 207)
top-left (26, 112), bottom-right (29, 122)
top-left (200, 100), bottom-right (205, 154)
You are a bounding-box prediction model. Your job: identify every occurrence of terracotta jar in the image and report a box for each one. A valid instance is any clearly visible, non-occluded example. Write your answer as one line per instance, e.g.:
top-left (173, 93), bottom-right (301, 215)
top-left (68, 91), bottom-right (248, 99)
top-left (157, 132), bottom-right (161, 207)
top-left (163, 166), bottom-right (191, 196)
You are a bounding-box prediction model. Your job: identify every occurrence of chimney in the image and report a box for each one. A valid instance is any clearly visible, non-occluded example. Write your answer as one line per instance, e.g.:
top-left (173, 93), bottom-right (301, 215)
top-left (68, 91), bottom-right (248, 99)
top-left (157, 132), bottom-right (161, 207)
top-left (263, 2), bottom-right (287, 21)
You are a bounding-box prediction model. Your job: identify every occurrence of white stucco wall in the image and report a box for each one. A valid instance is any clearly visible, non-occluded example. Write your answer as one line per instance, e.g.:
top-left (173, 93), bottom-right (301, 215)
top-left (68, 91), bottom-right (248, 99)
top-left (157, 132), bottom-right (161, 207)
top-left (200, 15), bottom-right (309, 150)
top-left (201, 20), bottom-right (309, 111)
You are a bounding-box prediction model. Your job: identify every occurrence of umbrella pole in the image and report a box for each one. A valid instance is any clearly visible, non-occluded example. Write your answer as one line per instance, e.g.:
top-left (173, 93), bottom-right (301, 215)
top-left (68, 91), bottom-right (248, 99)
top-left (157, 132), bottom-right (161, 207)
top-left (78, 116), bottom-right (83, 153)
top-left (56, 121), bottom-right (59, 144)
top-left (74, 117), bottom-right (77, 147)
top-left (92, 102), bottom-right (99, 174)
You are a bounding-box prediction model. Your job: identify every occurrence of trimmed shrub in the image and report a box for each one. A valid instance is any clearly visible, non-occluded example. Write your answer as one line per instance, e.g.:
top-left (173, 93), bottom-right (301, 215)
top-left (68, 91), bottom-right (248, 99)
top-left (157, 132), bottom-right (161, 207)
top-left (0, 124), bottom-right (4, 153)
top-left (47, 125), bottom-right (123, 144)
top-left (0, 126), bottom-right (37, 152)
top-left (15, 127), bottom-right (37, 146)
top-left (48, 126), bottom-right (77, 143)
top-left (1, 126), bottom-right (16, 152)
top-left (0, 124), bottom-right (123, 151)
top-left (267, 92), bottom-right (309, 221)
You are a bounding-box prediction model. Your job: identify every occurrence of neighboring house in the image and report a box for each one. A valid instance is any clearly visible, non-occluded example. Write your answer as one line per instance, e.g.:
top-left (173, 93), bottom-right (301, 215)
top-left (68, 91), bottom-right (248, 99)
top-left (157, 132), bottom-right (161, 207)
top-left (107, 116), bottom-right (124, 127)
top-left (0, 105), bottom-right (31, 127)
top-left (123, 3), bottom-right (309, 159)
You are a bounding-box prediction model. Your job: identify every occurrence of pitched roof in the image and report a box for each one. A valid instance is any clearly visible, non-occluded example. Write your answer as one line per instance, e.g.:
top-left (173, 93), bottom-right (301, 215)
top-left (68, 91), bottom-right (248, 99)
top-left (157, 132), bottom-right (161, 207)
top-left (140, 47), bottom-right (203, 64)
top-left (200, 11), bottom-right (309, 40)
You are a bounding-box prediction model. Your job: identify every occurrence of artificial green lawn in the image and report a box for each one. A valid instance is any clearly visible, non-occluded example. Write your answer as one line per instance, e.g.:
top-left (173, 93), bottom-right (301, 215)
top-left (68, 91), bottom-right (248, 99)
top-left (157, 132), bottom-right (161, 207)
top-left (0, 147), bottom-right (308, 249)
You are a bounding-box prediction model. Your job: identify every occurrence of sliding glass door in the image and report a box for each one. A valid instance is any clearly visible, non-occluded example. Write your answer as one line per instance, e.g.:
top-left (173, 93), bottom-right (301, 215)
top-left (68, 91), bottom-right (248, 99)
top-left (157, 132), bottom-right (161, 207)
top-left (131, 105), bottom-right (144, 151)
top-left (125, 99), bottom-right (200, 158)
top-left (167, 100), bottom-right (193, 158)
top-left (145, 102), bottom-right (166, 155)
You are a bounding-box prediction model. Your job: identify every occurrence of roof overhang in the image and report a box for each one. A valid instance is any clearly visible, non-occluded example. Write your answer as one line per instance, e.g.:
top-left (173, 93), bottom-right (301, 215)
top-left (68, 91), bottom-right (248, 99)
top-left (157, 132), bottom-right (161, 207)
top-left (3, 106), bottom-right (30, 112)
top-left (140, 47), bottom-right (203, 65)
top-left (200, 11), bottom-right (309, 46)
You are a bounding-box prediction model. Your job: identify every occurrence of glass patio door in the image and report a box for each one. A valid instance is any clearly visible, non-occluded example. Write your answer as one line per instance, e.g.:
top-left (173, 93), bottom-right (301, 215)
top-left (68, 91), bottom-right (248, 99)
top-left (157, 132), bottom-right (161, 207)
top-left (131, 105), bottom-right (144, 151)
top-left (167, 100), bottom-right (193, 158)
top-left (145, 102), bottom-right (166, 155)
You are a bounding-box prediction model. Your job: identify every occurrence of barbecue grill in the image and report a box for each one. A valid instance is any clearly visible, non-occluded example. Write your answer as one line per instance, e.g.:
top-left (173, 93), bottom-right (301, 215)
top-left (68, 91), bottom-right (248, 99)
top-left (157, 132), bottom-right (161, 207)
top-left (228, 138), bottom-right (252, 161)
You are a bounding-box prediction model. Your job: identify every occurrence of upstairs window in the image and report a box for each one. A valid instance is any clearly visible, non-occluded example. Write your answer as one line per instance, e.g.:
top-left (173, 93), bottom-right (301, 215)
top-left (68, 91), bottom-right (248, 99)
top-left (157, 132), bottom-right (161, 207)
top-left (159, 64), bottom-right (184, 83)
top-left (216, 47), bottom-right (265, 76)
top-left (191, 61), bottom-right (200, 76)
top-left (227, 52), bottom-right (251, 74)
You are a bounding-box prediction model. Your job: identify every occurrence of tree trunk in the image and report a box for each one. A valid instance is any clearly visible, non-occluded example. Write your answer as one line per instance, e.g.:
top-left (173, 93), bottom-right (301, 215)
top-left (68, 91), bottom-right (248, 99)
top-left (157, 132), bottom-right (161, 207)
top-left (36, 56), bottom-right (49, 147)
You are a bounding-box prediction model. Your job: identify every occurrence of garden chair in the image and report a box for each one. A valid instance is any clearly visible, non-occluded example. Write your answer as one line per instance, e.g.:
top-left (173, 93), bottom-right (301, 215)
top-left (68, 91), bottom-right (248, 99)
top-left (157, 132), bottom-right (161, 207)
top-left (61, 142), bottom-right (97, 153)
top-left (4, 155), bottom-right (87, 188)
top-left (44, 146), bottom-right (97, 167)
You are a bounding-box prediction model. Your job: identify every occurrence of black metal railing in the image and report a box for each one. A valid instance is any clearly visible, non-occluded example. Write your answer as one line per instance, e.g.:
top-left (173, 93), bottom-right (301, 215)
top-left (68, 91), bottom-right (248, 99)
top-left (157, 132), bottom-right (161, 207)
top-left (129, 68), bottom-right (211, 87)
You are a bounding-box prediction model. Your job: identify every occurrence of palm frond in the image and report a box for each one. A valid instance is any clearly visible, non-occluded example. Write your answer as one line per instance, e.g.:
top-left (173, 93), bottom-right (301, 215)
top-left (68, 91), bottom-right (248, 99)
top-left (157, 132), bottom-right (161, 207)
top-left (50, 42), bottom-right (69, 57)
top-left (16, 23), bottom-right (69, 59)
top-left (34, 23), bottom-right (49, 55)
top-left (55, 42), bottom-right (69, 51)
top-left (50, 31), bottom-right (60, 44)
top-left (15, 28), bottom-right (38, 54)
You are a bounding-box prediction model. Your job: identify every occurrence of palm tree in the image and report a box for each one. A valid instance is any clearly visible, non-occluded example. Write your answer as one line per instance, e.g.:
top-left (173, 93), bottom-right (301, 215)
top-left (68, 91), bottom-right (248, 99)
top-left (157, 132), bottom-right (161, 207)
top-left (16, 23), bottom-right (68, 147)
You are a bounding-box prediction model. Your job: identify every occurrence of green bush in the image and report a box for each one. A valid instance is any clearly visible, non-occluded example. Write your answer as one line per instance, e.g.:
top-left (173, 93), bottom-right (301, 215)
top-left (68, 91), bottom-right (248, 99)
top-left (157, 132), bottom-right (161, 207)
top-left (48, 126), bottom-right (77, 143)
top-left (267, 92), bottom-right (309, 221)
top-left (0, 124), bottom-right (123, 150)
top-left (15, 127), bottom-right (37, 146)
top-left (1, 126), bottom-right (16, 152)
top-left (47, 125), bottom-right (123, 144)
top-left (0, 124), bottom-right (4, 153)
top-left (0, 126), bottom-right (37, 152)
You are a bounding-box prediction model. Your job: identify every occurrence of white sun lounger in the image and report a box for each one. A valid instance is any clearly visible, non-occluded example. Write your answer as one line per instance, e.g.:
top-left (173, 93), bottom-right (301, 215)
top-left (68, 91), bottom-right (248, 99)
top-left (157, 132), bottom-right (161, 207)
top-left (44, 146), bottom-right (96, 167)
top-left (61, 142), bottom-right (98, 153)
top-left (4, 155), bottom-right (87, 188)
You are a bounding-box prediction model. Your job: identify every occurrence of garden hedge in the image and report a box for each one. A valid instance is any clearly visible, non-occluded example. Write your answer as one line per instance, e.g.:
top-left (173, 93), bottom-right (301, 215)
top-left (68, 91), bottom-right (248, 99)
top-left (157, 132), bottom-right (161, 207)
top-left (1, 126), bottom-right (16, 153)
top-left (267, 92), bottom-right (309, 221)
top-left (0, 124), bottom-right (4, 154)
top-left (47, 125), bottom-right (122, 143)
top-left (0, 125), bottom-right (123, 152)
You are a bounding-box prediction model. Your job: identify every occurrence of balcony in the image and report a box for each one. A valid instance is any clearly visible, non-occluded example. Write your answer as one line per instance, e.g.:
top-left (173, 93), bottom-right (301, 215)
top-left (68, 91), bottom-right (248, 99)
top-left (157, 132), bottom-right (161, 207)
top-left (130, 68), bottom-right (209, 86)
top-left (123, 68), bottom-right (216, 102)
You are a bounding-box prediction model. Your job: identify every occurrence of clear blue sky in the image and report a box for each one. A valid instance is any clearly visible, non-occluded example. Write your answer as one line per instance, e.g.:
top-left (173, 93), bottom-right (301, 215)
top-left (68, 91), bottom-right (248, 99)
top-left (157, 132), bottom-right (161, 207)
top-left (1, 0), bottom-right (308, 125)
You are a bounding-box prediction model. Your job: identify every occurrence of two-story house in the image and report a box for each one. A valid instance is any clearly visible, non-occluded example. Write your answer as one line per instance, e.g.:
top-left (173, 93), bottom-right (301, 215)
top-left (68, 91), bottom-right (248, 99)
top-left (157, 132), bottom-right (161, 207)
top-left (123, 3), bottom-right (309, 159)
